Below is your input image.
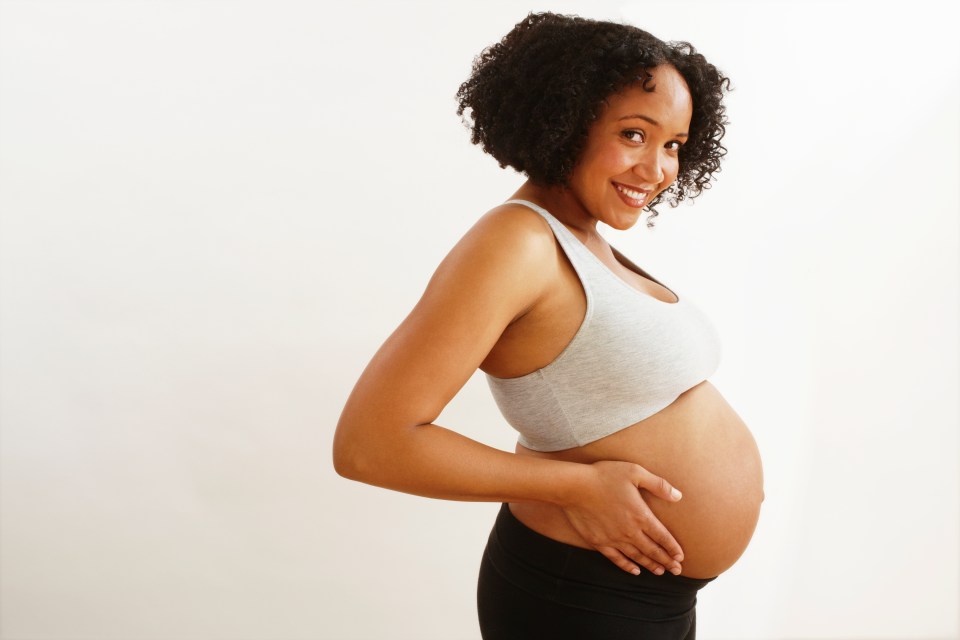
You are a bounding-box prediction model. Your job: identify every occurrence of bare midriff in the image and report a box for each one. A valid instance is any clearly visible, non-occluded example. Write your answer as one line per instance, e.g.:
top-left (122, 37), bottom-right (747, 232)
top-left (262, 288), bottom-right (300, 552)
top-left (509, 379), bottom-right (764, 579)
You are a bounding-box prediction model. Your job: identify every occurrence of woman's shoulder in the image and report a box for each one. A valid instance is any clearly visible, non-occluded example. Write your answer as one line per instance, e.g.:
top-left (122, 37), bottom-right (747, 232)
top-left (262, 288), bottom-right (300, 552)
top-left (464, 201), bottom-right (557, 258)
top-left (427, 201), bottom-right (561, 303)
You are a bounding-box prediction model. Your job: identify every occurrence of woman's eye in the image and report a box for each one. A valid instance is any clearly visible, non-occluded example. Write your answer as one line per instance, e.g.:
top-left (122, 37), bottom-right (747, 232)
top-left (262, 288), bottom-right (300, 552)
top-left (623, 130), bottom-right (644, 142)
top-left (666, 140), bottom-right (684, 152)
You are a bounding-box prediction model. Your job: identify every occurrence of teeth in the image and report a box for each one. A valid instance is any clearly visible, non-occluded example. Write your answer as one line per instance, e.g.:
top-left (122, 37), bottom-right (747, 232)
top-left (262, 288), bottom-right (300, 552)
top-left (615, 184), bottom-right (647, 201)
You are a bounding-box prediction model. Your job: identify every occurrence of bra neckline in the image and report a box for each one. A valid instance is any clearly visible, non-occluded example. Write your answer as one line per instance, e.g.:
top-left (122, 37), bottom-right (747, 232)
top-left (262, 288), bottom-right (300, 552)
top-left (505, 199), bottom-right (681, 305)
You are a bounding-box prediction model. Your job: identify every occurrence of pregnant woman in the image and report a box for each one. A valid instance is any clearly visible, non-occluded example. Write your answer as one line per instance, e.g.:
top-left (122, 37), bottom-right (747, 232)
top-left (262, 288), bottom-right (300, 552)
top-left (333, 12), bottom-right (763, 639)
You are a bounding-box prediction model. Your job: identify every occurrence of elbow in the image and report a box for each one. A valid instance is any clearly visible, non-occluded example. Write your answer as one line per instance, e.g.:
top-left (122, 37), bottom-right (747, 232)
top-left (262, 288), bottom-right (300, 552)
top-left (332, 446), bottom-right (351, 479)
top-left (332, 408), bottom-right (364, 480)
top-left (332, 436), bottom-right (363, 481)
top-left (332, 422), bottom-right (380, 482)
top-left (333, 408), bottom-right (415, 484)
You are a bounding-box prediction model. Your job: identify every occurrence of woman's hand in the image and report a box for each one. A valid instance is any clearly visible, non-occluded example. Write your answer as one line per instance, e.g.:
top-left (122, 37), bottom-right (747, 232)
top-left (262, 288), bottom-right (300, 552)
top-left (561, 460), bottom-right (684, 576)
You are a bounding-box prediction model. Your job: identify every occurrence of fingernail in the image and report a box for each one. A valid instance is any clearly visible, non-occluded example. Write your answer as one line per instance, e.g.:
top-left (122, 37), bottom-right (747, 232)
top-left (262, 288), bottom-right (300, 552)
top-left (674, 554), bottom-right (684, 562)
top-left (654, 567), bottom-right (664, 576)
top-left (671, 488), bottom-right (682, 500)
top-left (670, 566), bottom-right (681, 576)
top-left (631, 567), bottom-right (641, 576)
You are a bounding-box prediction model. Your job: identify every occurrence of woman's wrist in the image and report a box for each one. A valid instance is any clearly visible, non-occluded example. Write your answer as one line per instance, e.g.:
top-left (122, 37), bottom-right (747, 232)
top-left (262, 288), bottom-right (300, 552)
top-left (537, 459), bottom-right (595, 509)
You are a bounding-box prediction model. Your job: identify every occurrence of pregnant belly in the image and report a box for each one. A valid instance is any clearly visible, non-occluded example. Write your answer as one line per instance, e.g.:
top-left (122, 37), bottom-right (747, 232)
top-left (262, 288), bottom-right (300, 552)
top-left (510, 380), bottom-right (764, 578)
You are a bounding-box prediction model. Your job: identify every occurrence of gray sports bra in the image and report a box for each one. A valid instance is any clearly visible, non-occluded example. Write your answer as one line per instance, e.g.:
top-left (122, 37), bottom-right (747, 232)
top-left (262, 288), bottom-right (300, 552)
top-left (485, 199), bottom-right (722, 452)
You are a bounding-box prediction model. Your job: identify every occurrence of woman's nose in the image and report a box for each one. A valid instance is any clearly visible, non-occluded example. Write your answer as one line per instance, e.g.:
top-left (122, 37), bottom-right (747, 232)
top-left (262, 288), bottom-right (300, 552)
top-left (633, 150), bottom-right (664, 184)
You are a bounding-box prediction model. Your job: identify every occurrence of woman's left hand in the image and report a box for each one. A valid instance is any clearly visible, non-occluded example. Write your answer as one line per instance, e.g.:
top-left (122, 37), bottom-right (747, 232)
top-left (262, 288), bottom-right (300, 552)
top-left (558, 460), bottom-right (684, 576)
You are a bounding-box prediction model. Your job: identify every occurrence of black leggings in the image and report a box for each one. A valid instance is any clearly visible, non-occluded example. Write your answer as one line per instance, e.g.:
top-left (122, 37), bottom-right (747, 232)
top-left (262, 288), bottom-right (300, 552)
top-left (477, 504), bottom-right (716, 640)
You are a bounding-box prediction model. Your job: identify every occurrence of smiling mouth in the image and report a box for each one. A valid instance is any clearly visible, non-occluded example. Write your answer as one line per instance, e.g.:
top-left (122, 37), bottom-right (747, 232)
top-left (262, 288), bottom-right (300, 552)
top-left (613, 182), bottom-right (651, 207)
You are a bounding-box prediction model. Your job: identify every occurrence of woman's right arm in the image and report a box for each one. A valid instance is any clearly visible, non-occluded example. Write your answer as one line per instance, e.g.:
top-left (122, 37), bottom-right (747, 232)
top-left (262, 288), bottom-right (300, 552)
top-left (332, 206), bottom-right (684, 576)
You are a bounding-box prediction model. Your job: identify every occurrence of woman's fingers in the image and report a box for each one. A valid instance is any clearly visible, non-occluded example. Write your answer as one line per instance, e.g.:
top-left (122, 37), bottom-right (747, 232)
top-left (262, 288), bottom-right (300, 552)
top-left (568, 461), bottom-right (686, 575)
top-left (596, 545), bottom-right (641, 575)
top-left (634, 466), bottom-right (683, 503)
top-left (630, 512), bottom-right (684, 565)
top-left (631, 468), bottom-right (685, 563)
top-left (631, 533), bottom-right (682, 575)
top-left (618, 542), bottom-right (668, 576)
top-left (599, 542), bottom-right (678, 576)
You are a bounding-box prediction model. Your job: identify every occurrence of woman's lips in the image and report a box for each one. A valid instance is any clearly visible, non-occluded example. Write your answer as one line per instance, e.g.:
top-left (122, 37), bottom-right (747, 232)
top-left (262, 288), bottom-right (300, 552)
top-left (613, 182), bottom-right (651, 208)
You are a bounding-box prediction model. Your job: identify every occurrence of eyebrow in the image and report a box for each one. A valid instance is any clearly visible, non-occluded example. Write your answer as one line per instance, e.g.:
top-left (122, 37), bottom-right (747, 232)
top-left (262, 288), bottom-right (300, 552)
top-left (618, 114), bottom-right (688, 138)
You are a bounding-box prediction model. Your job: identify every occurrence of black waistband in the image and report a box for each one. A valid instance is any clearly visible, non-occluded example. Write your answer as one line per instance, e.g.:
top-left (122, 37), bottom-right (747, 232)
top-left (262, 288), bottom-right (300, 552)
top-left (484, 503), bottom-right (716, 621)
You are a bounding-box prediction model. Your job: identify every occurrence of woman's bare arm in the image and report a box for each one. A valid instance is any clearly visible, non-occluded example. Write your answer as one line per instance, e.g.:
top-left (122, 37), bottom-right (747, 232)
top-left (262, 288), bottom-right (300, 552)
top-left (332, 205), bottom-right (684, 575)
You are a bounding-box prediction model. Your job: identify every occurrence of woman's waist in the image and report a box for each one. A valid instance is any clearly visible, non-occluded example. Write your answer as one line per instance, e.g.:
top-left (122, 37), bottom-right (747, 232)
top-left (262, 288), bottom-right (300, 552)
top-left (509, 484), bottom-right (762, 578)
top-left (485, 504), bottom-right (716, 621)
top-left (511, 381), bottom-right (764, 578)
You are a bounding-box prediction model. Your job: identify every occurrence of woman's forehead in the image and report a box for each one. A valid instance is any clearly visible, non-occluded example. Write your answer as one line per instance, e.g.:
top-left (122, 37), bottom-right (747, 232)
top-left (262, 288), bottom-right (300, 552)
top-left (601, 69), bottom-right (693, 127)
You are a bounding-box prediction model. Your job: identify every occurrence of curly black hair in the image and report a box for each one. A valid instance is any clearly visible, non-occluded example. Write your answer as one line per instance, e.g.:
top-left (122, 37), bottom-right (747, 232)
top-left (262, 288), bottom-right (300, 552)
top-left (456, 12), bottom-right (732, 226)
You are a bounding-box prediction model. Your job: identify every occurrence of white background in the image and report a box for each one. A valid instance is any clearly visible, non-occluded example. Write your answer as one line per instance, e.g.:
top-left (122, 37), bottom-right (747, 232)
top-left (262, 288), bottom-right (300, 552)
top-left (1, 1), bottom-right (958, 639)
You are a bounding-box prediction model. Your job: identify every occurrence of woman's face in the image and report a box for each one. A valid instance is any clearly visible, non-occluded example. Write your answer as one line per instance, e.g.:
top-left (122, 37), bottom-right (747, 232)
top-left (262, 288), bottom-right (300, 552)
top-left (567, 64), bottom-right (693, 230)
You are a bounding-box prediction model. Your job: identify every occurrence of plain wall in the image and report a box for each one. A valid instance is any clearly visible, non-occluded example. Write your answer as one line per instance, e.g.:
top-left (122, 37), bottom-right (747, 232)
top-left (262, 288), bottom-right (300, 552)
top-left (1, 1), bottom-right (957, 638)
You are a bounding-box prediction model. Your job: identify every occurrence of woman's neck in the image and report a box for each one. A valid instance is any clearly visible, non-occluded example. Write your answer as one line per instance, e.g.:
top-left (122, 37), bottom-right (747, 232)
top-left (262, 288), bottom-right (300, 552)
top-left (510, 181), bottom-right (601, 240)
